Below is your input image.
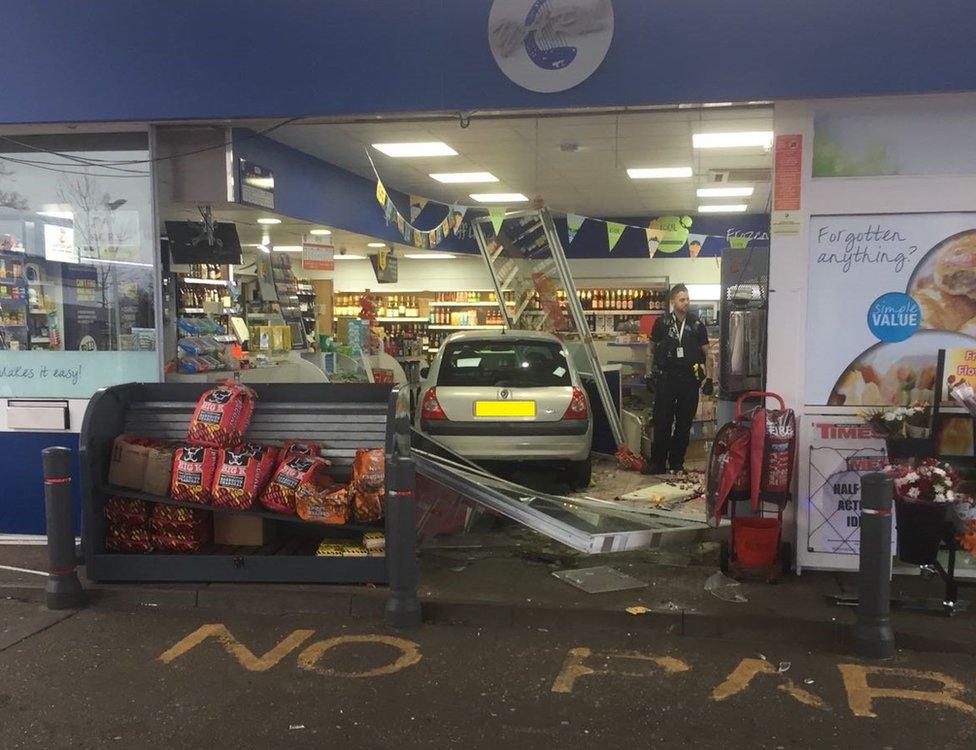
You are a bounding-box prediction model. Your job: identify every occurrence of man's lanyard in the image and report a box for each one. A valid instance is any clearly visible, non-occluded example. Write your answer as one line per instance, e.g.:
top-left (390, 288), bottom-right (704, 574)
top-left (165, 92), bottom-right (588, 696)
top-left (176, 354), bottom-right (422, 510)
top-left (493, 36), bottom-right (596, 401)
top-left (670, 314), bottom-right (686, 343)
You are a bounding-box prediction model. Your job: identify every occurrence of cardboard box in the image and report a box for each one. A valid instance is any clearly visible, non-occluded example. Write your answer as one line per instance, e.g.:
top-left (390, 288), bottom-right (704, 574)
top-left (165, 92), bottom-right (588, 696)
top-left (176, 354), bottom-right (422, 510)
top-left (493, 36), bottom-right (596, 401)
top-left (142, 446), bottom-right (175, 496)
top-left (213, 515), bottom-right (269, 546)
top-left (107, 436), bottom-right (150, 490)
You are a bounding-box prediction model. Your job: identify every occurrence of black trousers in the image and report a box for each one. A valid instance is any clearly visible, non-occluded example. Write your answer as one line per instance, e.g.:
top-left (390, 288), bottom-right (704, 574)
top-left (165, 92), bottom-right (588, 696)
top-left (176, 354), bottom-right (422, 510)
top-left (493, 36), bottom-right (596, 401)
top-left (650, 370), bottom-right (700, 470)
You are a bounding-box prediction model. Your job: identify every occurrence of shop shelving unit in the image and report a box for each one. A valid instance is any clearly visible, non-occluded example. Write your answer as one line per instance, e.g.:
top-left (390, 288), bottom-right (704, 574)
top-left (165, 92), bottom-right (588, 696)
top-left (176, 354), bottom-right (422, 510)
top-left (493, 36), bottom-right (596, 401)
top-left (81, 382), bottom-right (408, 583)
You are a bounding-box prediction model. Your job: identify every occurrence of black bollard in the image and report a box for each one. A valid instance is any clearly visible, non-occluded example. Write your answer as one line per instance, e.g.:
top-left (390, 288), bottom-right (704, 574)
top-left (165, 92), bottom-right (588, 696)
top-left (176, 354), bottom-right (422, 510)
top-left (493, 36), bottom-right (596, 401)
top-left (854, 473), bottom-right (894, 659)
top-left (384, 454), bottom-right (422, 629)
top-left (42, 447), bottom-right (84, 610)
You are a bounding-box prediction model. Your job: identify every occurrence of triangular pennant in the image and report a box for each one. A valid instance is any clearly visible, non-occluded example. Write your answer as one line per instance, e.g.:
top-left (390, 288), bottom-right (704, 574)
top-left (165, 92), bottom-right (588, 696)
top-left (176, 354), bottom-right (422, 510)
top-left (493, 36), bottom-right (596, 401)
top-left (489, 207), bottom-right (506, 234)
top-left (375, 180), bottom-right (387, 207)
top-left (566, 213), bottom-right (584, 245)
top-left (686, 233), bottom-right (708, 258)
top-left (728, 235), bottom-right (749, 249)
top-left (409, 195), bottom-right (428, 222)
top-left (606, 221), bottom-right (625, 253)
top-left (645, 228), bottom-right (662, 258)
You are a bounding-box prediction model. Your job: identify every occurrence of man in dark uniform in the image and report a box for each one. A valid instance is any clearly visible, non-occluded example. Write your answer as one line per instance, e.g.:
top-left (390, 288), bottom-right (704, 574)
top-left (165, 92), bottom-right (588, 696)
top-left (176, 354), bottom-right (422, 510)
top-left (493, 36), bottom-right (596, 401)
top-left (648, 284), bottom-right (711, 474)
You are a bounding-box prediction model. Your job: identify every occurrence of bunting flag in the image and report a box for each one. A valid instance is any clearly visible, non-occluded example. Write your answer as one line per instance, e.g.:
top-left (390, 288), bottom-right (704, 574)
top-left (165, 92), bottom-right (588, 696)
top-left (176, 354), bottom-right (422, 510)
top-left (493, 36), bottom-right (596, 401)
top-left (606, 221), bottom-right (625, 253)
top-left (489, 207), bottom-right (506, 234)
top-left (409, 195), bottom-right (428, 222)
top-left (375, 179), bottom-right (387, 207)
top-left (645, 227), bottom-right (663, 258)
top-left (728, 235), bottom-right (750, 249)
top-left (686, 233), bottom-right (708, 258)
top-left (567, 213), bottom-right (584, 245)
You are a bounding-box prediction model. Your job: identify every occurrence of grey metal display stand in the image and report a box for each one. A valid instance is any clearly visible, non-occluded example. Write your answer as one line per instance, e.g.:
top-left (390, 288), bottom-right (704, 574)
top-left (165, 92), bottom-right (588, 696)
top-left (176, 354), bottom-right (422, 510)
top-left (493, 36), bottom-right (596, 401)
top-left (80, 382), bottom-right (411, 584)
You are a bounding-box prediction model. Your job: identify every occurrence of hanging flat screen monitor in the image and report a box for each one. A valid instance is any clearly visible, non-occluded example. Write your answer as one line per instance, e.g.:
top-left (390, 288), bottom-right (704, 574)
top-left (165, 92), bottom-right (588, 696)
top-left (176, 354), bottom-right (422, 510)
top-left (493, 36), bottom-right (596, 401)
top-left (165, 221), bottom-right (242, 265)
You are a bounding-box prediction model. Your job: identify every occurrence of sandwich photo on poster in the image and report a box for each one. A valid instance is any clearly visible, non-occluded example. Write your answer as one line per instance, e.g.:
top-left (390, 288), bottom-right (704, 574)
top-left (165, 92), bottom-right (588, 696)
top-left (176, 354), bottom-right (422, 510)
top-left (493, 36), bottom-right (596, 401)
top-left (806, 213), bottom-right (976, 406)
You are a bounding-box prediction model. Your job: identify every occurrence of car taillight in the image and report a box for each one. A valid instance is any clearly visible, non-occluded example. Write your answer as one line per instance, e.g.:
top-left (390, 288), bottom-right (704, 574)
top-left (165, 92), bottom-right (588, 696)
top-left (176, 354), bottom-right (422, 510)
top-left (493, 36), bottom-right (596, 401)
top-left (562, 386), bottom-right (588, 420)
top-left (421, 387), bottom-right (447, 420)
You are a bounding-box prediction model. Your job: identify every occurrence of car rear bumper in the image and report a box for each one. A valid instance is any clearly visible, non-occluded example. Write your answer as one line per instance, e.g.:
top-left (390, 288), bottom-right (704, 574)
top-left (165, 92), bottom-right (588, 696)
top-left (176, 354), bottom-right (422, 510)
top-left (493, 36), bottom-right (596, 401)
top-left (419, 420), bottom-right (592, 462)
top-left (421, 419), bottom-right (590, 436)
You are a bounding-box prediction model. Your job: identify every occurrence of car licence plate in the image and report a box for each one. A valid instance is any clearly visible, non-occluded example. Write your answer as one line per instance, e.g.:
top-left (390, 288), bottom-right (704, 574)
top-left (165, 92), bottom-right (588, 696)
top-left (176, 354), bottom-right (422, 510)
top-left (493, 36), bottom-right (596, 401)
top-left (474, 401), bottom-right (536, 417)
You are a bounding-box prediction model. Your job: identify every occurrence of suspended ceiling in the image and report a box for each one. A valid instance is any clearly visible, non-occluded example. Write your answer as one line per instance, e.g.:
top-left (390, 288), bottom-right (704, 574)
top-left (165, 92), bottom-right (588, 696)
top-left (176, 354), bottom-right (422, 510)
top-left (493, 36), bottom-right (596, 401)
top-left (270, 106), bottom-right (774, 217)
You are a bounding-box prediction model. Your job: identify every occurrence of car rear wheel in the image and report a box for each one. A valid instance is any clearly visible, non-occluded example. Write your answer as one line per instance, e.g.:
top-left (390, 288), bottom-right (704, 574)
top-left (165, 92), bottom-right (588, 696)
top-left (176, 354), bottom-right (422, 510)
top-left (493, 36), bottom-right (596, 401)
top-left (568, 458), bottom-right (592, 490)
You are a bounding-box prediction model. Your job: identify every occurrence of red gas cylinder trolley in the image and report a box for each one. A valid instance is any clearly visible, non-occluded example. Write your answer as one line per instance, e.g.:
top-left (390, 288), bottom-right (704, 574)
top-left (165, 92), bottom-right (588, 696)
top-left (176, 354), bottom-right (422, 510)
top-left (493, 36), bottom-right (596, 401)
top-left (706, 391), bottom-right (797, 582)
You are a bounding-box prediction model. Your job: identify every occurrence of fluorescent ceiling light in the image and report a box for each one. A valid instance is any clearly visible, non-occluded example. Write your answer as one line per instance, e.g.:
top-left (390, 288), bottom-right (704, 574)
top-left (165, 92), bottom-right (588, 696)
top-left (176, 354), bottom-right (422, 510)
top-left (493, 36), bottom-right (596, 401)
top-left (309, 228), bottom-right (332, 236)
top-left (697, 186), bottom-right (754, 198)
top-left (273, 245), bottom-right (302, 252)
top-left (36, 210), bottom-right (74, 220)
top-left (334, 254), bottom-right (367, 260)
top-left (693, 131), bottom-right (773, 149)
top-left (698, 204), bottom-right (748, 213)
top-left (469, 192), bottom-right (529, 203)
top-left (372, 142), bottom-right (458, 158)
top-left (404, 253), bottom-right (456, 260)
top-left (257, 217), bottom-right (281, 225)
top-left (429, 171), bottom-right (498, 183)
top-left (258, 244), bottom-right (271, 254)
top-left (367, 242), bottom-right (386, 248)
top-left (627, 167), bottom-right (692, 179)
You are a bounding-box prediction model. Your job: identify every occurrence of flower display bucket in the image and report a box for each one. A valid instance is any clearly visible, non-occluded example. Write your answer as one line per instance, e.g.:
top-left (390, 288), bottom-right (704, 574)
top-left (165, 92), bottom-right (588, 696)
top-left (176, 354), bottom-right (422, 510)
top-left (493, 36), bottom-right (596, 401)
top-left (895, 500), bottom-right (948, 565)
top-left (732, 517), bottom-right (780, 568)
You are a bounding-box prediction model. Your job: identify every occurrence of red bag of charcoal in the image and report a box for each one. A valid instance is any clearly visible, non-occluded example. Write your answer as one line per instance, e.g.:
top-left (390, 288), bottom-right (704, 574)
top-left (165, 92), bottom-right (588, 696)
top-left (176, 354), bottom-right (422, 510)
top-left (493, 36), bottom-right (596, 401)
top-left (211, 444), bottom-right (279, 510)
top-left (170, 444), bottom-right (218, 504)
top-left (150, 522), bottom-right (211, 552)
top-left (104, 496), bottom-right (151, 526)
top-left (280, 439), bottom-right (319, 460)
top-left (106, 523), bottom-right (154, 553)
top-left (259, 455), bottom-right (332, 515)
top-left (149, 504), bottom-right (210, 533)
top-left (186, 380), bottom-right (257, 448)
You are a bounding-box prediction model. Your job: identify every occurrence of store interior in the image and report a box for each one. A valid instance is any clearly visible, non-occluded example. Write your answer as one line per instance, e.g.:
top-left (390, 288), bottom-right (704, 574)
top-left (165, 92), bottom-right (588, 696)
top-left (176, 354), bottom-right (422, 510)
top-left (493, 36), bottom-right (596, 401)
top-left (156, 107), bottom-right (773, 474)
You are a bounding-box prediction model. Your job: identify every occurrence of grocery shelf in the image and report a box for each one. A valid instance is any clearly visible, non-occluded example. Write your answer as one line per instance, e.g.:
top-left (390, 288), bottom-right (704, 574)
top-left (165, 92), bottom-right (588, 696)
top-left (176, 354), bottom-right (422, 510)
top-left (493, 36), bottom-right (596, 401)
top-left (375, 317), bottom-right (429, 323)
top-left (180, 278), bottom-right (229, 286)
top-left (427, 324), bottom-right (506, 330)
top-left (607, 341), bottom-right (648, 347)
top-left (429, 301), bottom-right (512, 307)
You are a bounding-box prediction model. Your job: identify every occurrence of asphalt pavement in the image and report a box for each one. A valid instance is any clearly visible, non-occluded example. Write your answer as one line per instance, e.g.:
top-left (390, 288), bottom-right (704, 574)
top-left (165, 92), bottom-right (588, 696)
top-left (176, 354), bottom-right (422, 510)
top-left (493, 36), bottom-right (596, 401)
top-left (1, 597), bottom-right (974, 749)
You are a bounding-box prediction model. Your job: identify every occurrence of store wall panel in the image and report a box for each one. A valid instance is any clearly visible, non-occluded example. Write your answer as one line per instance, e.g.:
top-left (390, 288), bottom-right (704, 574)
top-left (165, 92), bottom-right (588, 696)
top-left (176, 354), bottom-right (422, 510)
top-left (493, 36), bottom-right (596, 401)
top-left (2, 1), bottom-right (974, 124)
top-left (0, 431), bottom-right (80, 535)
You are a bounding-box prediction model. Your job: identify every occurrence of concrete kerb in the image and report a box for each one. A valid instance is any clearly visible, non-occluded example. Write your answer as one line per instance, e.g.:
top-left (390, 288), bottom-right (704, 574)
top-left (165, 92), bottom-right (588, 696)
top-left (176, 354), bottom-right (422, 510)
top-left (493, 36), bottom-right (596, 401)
top-left (3, 578), bottom-right (972, 655)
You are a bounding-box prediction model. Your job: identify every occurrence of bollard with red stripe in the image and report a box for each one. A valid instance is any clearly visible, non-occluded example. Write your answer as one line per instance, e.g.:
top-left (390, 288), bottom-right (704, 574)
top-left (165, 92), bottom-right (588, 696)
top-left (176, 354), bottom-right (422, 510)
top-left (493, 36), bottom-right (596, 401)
top-left (42, 447), bottom-right (85, 610)
top-left (384, 453), bottom-right (421, 629)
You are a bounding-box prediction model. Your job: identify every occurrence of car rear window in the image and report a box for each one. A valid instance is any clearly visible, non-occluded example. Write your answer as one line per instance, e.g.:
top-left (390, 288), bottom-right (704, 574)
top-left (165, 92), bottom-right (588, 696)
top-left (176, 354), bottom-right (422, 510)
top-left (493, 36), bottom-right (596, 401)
top-left (437, 339), bottom-right (572, 387)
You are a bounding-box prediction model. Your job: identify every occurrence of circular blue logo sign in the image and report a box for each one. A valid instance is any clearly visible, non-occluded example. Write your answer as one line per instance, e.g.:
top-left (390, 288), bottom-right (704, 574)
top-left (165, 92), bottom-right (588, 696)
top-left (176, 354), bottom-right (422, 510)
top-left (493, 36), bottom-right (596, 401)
top-left (867, 292), bottom-right (921, 343)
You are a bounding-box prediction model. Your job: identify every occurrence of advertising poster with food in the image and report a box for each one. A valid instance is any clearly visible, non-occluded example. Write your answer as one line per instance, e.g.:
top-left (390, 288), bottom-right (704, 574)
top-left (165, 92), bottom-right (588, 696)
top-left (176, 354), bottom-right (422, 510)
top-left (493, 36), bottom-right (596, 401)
top-left (806, 213), bottom-right (976, 406)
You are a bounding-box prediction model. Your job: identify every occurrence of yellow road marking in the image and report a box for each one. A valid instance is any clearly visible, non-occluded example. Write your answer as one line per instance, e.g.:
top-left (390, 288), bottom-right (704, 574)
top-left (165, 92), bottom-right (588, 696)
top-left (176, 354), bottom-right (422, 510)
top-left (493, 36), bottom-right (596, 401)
top-left (838, 664), bottom-right (976, 719)
top-left (297, 635), bottom-right (422, 678)
top-left (713, 658), bottom-right (827, 709)
top-left (157, 624), bottom-right (315, 672)
top-left (551, 647), bottom-right (691, 694)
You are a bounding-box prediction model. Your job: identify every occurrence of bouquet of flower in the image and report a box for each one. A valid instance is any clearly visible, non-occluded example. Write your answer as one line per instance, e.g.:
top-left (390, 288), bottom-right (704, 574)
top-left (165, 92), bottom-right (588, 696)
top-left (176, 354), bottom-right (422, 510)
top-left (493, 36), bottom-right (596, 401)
top-left (959, 519), bottom-right (976, 556)
top-left (884, 458), bottom-right (959, 505)
top-left (861, 403), bottom-right (931, 440)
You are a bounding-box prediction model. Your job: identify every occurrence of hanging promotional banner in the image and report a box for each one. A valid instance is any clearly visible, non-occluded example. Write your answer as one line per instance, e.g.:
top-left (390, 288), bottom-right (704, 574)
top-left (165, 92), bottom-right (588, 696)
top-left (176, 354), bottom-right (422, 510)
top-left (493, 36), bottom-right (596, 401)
top-left (797, 415), bottom-right (892, 572)
top-left (606, 221), bottom-right (624, 252)
top-left (687, 233), bottom-right (707, 258)
top-left (301, 240), bottom-right (334, 271)
top-left (448, 205), bottom-right (468, 236)
top-left (566, 213), bottom-right (584, 244)
top-left (805, 213), bottom-right (976, 407)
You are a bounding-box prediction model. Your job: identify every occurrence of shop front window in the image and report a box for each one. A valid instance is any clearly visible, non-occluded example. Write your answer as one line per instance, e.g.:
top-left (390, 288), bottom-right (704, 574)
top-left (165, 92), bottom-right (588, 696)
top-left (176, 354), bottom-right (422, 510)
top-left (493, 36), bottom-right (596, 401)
top-left (0, 133), bottom-right (158, 397)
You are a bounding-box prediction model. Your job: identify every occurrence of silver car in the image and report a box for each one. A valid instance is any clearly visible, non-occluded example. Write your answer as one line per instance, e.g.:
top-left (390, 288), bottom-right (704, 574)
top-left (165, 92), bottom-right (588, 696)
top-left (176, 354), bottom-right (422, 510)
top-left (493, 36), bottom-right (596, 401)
top-left (416, 330), bottom-right (593, 488)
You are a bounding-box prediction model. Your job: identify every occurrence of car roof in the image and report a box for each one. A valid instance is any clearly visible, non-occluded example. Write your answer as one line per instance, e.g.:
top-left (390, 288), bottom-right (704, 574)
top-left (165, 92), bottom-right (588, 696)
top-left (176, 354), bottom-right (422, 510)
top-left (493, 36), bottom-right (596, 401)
top-left (441, 329), bottom-right (564, 345)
